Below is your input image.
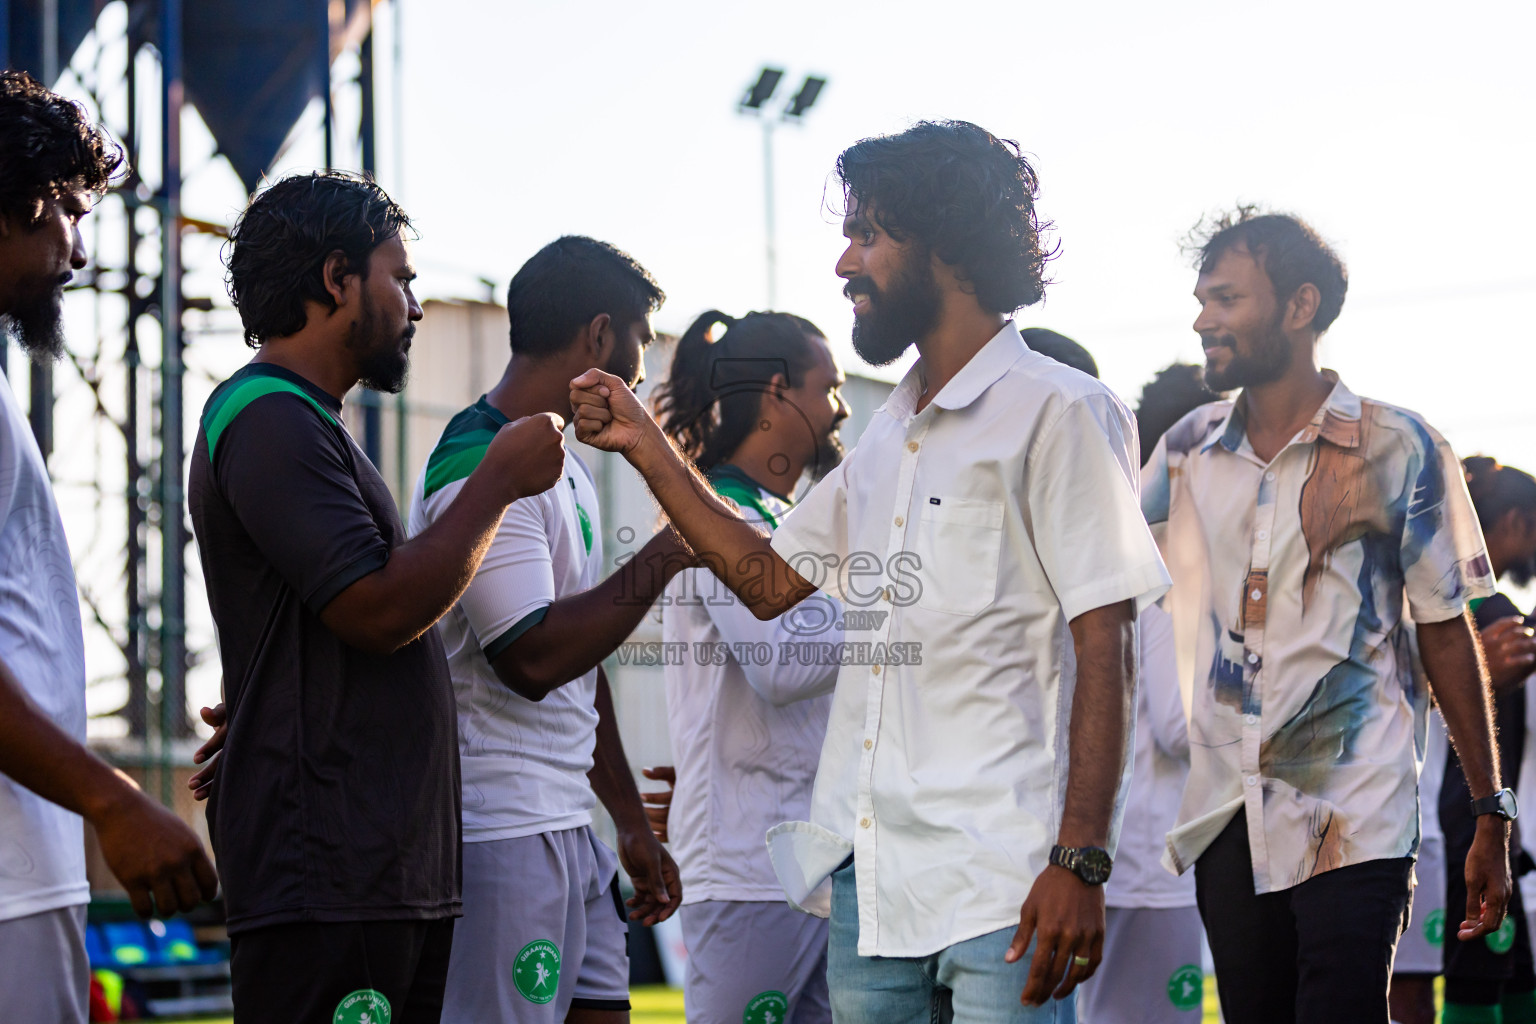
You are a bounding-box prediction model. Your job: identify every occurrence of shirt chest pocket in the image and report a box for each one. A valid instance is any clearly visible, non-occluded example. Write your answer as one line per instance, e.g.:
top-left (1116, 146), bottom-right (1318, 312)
top-left (912, 497), bottom-right (1005, 616)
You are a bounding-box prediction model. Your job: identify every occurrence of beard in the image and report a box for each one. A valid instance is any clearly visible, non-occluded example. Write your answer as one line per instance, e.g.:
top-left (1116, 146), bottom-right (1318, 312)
top-left (1, 282), bottom-right (68, 363)
top-left (349, 293), bottom-right (412, 394)
top-left (807, 429), bottom-right (846, 482)
top-left (1203, 311), bottom-right (1292, 392)
top-left (847, 248), bottom-right (943, 367)
top-left (602, 335), bottom-right (642, 390)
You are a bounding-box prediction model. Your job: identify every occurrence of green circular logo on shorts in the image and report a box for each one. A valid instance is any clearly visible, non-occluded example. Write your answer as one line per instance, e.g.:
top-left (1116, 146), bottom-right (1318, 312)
top-left (1167, 964), bottom-right (1203, 1012)
top-left (744, 990), bottom-right (789, 1024)
top-left (514, 939), bottom-right (562, 1004)
top-left (1487, 915), bottom-right (1517, 954)
top-left (333, 989), bottom-right (391, 1024)
top-left (1425, 908), bottom-right (1446, 947)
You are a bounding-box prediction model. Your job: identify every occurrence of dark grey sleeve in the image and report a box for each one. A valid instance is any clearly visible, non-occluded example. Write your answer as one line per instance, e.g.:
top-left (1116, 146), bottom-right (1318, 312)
top-left (214, 394), bottom-right (390, 613)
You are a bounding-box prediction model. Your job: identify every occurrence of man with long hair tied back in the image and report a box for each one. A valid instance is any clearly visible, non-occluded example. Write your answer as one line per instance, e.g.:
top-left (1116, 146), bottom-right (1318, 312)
top-left (646, 309), bottom-right (848, 1024)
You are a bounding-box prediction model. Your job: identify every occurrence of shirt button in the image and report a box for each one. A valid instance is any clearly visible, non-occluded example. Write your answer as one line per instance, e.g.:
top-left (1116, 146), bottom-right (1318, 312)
top-left (894, 516), bottom-right (904, 527)
top-left (1256, 530), bottom-right (1269, 540)
top-left (872, 665), bottom-right (881, 676)
top-left (1250, 589), bottom-right (1263, 601)
top-left (864, 739), bottom-right (873, 750)
top-left (1246, 653), bottom-right (1259, 665)
top-left (1246, 775), bottom-right (1258, 787)
top-left (907, 442), bottom-right (919, 453)
top-left (882, 587), bottom-right (892, 602)
top-left (860, 817), bottom-right (871, 829)
top-left (1264, 471), bottom-right (1276, 482)
top-left (1244, 713), bottom-right (1258, 725)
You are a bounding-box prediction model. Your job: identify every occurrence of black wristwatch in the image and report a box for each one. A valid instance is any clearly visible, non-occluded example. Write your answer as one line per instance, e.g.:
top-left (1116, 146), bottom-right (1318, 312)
top-left (1471, 788), bottom-right (1519, 822)
top-left (1049, 844), bottom-right (1113, 886)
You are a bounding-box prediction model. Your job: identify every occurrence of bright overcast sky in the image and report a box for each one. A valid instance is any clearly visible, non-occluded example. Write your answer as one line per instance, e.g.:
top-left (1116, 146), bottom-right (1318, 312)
top-left (25, 0), bottom-right (1536, 726)
top-left (170, 0), bottom-right (1534, 467)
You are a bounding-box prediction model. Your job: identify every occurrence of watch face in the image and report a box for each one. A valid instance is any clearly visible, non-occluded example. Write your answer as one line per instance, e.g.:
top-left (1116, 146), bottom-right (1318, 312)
top-left (1500, 789), bottom-right (1520, 821)
top-left (1077, 847), bottom-right (1113, 885)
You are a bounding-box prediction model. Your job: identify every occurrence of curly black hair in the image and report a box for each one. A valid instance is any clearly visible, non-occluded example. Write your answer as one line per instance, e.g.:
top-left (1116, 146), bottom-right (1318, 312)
top-left (1188, 206), bottom-right (1349, 332)
top-left (0, 70), bottom-right (124, 226)
top-left (224, 172), bottom-right (413, 347)
top-left (835, 120), bottom-right (1053, 314)
top-left (506, 236), bottom-right (665, 358)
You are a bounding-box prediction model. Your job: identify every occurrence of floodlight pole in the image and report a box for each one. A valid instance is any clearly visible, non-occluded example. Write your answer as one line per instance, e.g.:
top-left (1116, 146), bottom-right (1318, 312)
top-left (29, 0), bottom-right (60, 458)
top-left (1, 0), bottom-right (12, 374)
top-left (158, 0), bottom-right (188, 798)
top-left (762, 117), bottom-right (777, 310)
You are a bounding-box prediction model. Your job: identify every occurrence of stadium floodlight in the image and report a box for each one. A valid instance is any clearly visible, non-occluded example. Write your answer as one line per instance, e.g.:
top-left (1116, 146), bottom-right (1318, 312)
top-left (737, 69), bottom-right (829, 309)
top-left (784, 77), bottom-right (826, 119)
top-left (740, 68), bottom-right (785, 112)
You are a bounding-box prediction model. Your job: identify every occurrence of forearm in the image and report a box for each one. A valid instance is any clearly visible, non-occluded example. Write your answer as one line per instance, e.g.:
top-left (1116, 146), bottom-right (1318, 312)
top-left (1058, 601), bottom-right (1137, 848)
top-left (321, 469), bottom-right (508, 652)
top-left (1421, 611), bottom-right (1501, 798)
top-left (588, 670), bottom-right (646, 833)
top-left (708, 587), bottom-right (842, 704)
top-left (0, 656), bottom-right (138, 823)
top-left (627, 426), bottom-right (813, 618)
top-left (496, 530), bottom-right (691, 698)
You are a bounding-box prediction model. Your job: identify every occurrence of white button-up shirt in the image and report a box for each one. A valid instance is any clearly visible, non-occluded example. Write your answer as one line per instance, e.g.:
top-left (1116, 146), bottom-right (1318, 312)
top-left (1141, 373), bottom-right (1493, 893)
top-left (765, 322), bottom-right (1171, 957)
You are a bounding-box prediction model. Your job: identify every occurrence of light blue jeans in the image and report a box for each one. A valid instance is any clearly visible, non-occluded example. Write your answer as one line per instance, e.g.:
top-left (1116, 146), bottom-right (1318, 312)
top-left (826, 860), bottom-right (1075, 1024)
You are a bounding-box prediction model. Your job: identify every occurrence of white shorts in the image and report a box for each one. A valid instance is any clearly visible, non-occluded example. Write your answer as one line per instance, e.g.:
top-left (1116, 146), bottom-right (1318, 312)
top-left (1395, 834), bottom-right (1446, 975)
top-left (1077, 906), bottom-right (1204, 1024)
top-left (442, 825), bottom-right (629, 1022)
top-left (680, 900), bottom-right (830, 1024)
top-left (0, 904), bottom-right (88, 1024)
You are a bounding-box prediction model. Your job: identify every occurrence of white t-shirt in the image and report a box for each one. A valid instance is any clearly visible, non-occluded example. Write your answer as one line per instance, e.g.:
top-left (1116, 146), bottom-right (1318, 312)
top-left (0, 370), bottom-right (89, 922)
top-left (1106, 604), bottom-right (1195, 909)
top-left (662, 468), bottom-right (840, 903)
top-left (408, 399), bottom-right (603, 841)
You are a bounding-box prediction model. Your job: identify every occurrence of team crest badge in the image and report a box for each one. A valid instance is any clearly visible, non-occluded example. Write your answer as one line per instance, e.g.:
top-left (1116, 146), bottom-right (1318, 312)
top-left (1167, 964), bottom-right (1203, 1012)
top-left (333, 988), bottom-right (391, 1024)
top-left (514, 939), bottom-right (562, 1004)
top-left (744, 990), bottom-right (789, 1024)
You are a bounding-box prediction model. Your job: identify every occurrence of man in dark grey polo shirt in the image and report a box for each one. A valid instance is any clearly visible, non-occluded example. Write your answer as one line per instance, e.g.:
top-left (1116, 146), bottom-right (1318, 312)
top-left (189, 172), bottom-right (565, 1023)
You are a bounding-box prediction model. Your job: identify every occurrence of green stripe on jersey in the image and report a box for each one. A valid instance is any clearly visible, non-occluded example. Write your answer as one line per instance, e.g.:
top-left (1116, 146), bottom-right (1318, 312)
top-left (203, 373), bottom-right (340, 461)
top-left (422, 398), bottom-right (508, 499)
top-left (422, 428), bottom-right (498, 498)
top-left (709, 472), bottom-right (780, 529)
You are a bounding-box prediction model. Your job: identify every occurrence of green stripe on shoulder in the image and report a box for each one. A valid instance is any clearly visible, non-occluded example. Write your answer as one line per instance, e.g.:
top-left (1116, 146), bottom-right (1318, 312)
top-left (711, 476), bottom-right (779, 529)
top-left (203, 375), bottom-right (340, 461)
top-left (423, 426), bottom-right (500, 498)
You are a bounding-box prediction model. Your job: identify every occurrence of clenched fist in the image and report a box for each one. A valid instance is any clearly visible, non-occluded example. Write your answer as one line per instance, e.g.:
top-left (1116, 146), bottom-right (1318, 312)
top-left (569, 368), bottom-right (658, 457)
top-left (484, 412), bottom-right (567, 504)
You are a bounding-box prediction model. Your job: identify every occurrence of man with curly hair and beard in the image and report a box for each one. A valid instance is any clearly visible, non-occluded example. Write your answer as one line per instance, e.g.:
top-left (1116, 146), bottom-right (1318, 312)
top-left (1141, 210), bottom-right (1509, 1023)
top-left (571, 120), bottom-right (1170, 1021)
top-left (0, 71), bottom-right (218, 1023)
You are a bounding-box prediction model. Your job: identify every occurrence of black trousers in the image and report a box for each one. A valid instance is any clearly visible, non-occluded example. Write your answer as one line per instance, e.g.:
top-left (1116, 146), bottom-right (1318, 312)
top-left (1194, 812), bottom-right (1414, 1024)
top-left (230, 917), bottom-right (455, 1024)
top-left (1441, 678), bottom-right (1535, 1003)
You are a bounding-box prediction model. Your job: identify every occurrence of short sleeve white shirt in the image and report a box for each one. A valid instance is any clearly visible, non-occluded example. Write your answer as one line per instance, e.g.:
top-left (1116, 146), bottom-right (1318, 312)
top-left (0, 370), bottom-right (89, 922)
top-left (764, 322), bottom-right (1171, 957)
top-left (408, 398), bottom-right (604, 841)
